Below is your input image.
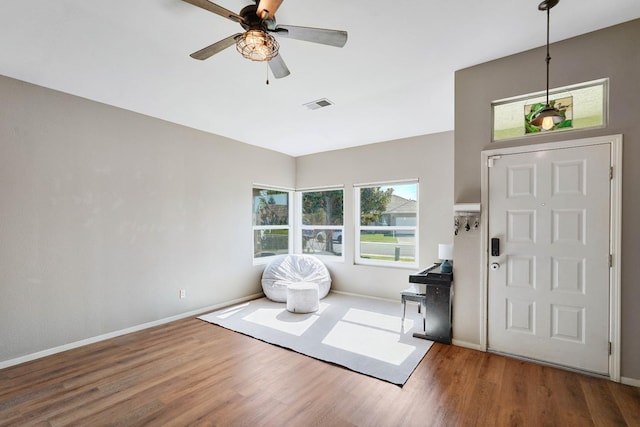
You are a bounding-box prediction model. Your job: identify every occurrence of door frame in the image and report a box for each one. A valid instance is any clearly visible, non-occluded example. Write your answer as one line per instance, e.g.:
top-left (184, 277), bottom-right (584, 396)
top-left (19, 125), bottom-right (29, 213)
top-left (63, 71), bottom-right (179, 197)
top-left (479, 134), bottom-right (622, 381)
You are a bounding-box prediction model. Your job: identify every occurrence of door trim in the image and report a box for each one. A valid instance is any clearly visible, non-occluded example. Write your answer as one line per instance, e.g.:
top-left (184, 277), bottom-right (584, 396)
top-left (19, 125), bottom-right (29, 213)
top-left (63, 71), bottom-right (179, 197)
top-left (480, 134), bottom-right (622, 382)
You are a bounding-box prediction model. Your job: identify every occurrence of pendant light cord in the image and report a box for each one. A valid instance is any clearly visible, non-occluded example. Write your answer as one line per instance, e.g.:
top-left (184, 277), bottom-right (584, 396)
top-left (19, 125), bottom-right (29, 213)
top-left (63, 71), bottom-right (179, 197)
top-left (545, 7), bottom-right (551, 106)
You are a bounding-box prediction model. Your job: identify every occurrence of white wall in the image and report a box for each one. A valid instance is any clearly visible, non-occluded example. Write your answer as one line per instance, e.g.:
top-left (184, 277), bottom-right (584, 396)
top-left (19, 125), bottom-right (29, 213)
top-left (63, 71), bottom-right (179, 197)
top-left (296, 132), bottom-right (454, 300)
top-left (0, 75), bottom-right (296, 363)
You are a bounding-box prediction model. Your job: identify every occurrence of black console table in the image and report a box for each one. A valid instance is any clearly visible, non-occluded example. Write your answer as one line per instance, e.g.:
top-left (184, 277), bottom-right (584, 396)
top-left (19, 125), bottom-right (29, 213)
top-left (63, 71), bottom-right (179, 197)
top-left (408, 264), bottom-right (453, 344)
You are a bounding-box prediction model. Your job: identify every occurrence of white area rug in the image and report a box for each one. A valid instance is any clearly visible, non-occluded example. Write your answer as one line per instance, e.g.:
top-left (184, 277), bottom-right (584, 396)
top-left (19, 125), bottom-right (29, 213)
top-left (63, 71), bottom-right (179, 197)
top-left (198, 292), bottom-right (434, 386)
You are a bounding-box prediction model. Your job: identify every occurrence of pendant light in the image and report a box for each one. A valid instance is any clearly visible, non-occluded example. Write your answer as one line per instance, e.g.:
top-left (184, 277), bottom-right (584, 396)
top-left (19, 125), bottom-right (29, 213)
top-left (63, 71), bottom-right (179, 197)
top-left (531, 0), bottom-right (564, 131)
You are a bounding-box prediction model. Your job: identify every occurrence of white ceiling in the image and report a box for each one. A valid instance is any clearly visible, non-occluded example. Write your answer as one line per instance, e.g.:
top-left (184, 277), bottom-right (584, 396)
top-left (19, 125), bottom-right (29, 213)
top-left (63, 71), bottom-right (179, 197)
top-left (1, 1), bottom-right (639, 157)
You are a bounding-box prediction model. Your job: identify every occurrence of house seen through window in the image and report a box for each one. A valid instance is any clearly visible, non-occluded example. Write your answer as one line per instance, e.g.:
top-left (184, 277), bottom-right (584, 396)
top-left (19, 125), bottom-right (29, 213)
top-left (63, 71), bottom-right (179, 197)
top-left (355, 182), bottom-right (418, 267)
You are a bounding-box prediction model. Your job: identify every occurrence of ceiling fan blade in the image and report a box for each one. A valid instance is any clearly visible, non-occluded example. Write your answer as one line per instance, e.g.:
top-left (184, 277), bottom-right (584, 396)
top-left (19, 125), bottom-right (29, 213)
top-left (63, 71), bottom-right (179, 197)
top-left (181, 0), bottom-right (244, 23)
top-left (257, 0), bottom-right (284, 20)
top-left (273, 25), bottom-right (347, 48)
top-left (190, 33), bottom-right (242, 60)
top-left (269, 54), bottom-right (291, 79)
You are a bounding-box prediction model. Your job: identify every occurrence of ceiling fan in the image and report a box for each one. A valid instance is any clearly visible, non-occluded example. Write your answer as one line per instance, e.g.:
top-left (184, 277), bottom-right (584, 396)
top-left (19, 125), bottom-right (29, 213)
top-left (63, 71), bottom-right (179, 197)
top-left (181, 0), bottom-right (348, 79)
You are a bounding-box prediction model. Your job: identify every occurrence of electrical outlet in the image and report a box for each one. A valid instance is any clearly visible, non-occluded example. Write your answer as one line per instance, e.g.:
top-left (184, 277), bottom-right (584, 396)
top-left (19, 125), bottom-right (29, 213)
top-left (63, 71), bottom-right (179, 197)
top-left (179, 289), bottom-right (186, 299)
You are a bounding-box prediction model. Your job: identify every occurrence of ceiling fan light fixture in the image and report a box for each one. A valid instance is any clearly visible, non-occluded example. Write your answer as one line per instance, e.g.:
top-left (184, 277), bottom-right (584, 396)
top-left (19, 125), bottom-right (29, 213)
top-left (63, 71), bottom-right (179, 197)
top-left (181, 0), bottom-right (348, 78)
top-left (236, 29), bottom-right (279, 62)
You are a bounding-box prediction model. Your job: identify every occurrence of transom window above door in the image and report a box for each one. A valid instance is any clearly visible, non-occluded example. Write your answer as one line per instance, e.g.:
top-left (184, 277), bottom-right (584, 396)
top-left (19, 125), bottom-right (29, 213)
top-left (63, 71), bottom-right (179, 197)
top-left (492, 79), bottom-right (608, 141)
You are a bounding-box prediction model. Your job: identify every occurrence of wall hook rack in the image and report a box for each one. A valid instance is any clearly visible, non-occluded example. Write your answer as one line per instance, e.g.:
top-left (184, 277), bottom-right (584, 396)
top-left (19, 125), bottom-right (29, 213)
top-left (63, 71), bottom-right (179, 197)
top-left (453, 203), bottom-right (481, 235)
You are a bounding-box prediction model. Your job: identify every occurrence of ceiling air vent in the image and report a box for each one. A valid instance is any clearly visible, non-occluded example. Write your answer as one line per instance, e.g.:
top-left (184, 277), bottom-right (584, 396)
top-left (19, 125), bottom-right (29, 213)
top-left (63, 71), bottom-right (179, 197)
top-left (303, 98), bottom-right (333, 110)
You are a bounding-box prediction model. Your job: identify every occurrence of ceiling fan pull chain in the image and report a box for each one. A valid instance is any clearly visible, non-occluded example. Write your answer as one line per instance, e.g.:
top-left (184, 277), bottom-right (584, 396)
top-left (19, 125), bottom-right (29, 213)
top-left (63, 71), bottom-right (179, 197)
top-left (266, 62), bottom-right (270, 85)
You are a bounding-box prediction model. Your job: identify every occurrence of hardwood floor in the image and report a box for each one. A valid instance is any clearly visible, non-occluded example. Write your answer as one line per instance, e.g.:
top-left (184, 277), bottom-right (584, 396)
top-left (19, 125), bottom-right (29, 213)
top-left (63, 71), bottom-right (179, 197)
top-left (1, 317), bottom-right (638, 426)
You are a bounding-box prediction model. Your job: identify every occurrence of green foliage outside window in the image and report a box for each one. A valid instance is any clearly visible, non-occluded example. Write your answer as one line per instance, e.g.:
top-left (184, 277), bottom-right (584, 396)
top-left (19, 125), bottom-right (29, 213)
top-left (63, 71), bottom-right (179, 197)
top-left (360, 187), bottom-right (393, 225)
top-left (253, 188), bottom-right (290, 259)
top-left (253, 189), bottom-right (288, 226)
top-left (302, 190), bottom-right (343, 225)
top-left (301, 190), bottom-right (344, 256)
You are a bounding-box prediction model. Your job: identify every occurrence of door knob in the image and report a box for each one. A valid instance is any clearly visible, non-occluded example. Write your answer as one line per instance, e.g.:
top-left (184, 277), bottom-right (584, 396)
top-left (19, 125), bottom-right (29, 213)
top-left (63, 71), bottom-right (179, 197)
top-left (490, 262), bottom-right (500, 271)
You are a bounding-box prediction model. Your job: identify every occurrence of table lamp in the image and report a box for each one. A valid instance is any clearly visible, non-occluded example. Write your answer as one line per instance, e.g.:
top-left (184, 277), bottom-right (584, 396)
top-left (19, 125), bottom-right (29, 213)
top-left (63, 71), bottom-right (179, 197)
top-left (438, 243), bottom-right (453, 273)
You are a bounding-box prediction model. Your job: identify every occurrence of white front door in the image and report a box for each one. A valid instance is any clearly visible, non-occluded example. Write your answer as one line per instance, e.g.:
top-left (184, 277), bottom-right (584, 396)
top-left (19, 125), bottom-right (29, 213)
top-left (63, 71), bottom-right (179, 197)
top-left (487, 143), bottom-right (611, 375)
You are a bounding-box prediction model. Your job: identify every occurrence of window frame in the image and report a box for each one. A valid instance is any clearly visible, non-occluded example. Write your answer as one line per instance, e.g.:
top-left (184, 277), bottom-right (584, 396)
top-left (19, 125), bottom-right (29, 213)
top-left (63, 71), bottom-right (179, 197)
top-left (252, 185), bottom-right (293, 265)
top-left (491, 78), bottom-right (609, 142)
top-left (295, 187), bottom-right (345, 262)
top-left (354, 180), bottom-right (419, 269)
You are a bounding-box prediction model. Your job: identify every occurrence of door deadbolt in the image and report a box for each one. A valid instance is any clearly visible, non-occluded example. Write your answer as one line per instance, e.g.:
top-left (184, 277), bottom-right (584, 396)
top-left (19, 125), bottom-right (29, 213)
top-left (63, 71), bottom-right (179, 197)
top-left (491, 238), bottom-right (500, 256)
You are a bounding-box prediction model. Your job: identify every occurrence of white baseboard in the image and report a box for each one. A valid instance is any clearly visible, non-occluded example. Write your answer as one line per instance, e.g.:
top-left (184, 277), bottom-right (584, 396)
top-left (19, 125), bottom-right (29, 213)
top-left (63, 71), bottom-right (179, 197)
top-left (621, 376), bottom-right (640, 388)
top-left (0, 293), bottom-right (263, 370)
top-left (452, 339), bottom-right (485, 352)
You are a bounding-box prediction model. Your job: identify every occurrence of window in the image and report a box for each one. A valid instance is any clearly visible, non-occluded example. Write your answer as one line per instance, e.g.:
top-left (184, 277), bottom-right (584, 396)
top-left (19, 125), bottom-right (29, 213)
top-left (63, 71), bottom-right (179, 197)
top-left (355, 181), bottom-right (418, 267)
top-left (252, 187), bottom-right (291, 261)
top-left (298, 188), bottom-right (344, 259)
top-left (492, 79), bottom-right (608, 141)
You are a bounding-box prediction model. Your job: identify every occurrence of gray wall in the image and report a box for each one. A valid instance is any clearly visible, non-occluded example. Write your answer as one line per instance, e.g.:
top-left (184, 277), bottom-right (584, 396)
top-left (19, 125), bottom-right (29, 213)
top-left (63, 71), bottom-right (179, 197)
top-left (0, 75), bottom-right (295, 363)
top-left (0, 75), bottom-right (454, 365)
top-left (296, 132), bottom-right (454, 300)
top-left (455, 19), bottom-right (640, 380)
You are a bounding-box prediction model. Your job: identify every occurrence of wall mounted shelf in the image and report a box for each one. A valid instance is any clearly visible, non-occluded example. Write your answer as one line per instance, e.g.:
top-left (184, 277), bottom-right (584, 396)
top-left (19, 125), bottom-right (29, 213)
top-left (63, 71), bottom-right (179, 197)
top-left (453, 203), bottom-right (481, 234)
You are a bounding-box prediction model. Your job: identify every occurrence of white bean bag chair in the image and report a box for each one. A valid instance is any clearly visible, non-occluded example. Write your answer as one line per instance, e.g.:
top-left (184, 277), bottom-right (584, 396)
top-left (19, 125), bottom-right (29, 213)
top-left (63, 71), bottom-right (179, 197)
top-left (261, 254), bottom-right (331, 302)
